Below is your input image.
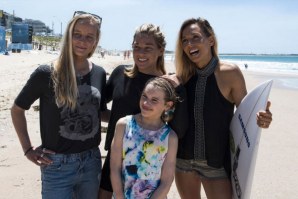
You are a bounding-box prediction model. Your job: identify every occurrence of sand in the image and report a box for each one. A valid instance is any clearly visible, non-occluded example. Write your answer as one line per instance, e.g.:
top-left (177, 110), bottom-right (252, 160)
top-left (0, 50), bottom-right (297, 199)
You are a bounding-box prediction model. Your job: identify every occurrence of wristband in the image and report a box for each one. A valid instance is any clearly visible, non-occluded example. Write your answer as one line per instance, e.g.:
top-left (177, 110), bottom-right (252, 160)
top-left (24, 146), bottom-right (33, 156)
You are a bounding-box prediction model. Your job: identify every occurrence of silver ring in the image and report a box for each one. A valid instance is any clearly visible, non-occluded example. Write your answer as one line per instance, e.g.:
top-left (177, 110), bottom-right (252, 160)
top-left (40, 153), bottom-right (44, 158)
top-left (42, 148), bottom-right (46, 153)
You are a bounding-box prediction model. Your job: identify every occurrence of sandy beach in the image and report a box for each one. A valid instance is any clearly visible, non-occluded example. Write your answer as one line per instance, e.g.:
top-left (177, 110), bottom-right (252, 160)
top-left (0, 50), bottom-right (297, 199)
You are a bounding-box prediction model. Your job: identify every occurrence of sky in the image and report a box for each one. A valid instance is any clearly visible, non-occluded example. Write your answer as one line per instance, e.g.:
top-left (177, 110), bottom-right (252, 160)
top-left (1, 0), bottom-right (298, 54)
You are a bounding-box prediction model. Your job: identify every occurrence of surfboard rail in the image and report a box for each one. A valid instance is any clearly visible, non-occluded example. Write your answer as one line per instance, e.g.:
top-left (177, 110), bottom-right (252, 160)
top-left (230, 80), bottom-right (273, 199)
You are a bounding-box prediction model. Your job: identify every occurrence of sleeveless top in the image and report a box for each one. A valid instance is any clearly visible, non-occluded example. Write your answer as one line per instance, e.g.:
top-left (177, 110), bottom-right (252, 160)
top-left (177, 73), bottom-right (234, 171)
top-left (122, 115), bottom-right (171, 199)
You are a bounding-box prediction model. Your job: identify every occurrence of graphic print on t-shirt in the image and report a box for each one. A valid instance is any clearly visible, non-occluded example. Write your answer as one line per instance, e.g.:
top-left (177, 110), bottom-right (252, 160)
top-left (59, 84), bottom-right (101, 141)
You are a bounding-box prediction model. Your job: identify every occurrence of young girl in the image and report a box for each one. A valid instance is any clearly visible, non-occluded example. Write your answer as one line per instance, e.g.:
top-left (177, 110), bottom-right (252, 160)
top-left (110, 77), bottom-right (178, 199)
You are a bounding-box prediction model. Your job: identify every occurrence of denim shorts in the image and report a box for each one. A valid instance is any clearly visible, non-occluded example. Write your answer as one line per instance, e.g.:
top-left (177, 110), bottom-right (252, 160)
top-left (176, 158), bottom-right (228, 179)
top-left (40, 147), bottom-right (102, 199)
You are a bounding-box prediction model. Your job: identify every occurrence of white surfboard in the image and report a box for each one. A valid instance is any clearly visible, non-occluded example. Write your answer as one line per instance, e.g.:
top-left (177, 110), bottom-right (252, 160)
top-left (230, 80), bottom-right (273, 199)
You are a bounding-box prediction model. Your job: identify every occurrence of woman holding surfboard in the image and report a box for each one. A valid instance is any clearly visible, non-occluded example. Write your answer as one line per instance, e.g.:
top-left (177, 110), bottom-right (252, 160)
top-left (173, 17), bottom-right (272, 199)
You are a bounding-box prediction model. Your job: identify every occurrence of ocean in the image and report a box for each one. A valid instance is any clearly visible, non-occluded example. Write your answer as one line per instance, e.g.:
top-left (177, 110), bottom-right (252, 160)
top-left (219, 54), bottom-right (298, 74)
top-left (165, 54), bottom-right (298, 89)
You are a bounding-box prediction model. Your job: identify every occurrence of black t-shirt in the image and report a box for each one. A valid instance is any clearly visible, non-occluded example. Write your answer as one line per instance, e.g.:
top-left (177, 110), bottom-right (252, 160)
top-left (104, 65), bottom-right (156, 150)
top-left (15, 64), bottom-right (107, 154)
top-left (104, 65), bottom-right (189, 151)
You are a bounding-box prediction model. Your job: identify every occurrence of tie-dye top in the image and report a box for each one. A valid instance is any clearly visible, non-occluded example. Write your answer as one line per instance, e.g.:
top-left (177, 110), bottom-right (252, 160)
top-left (122, 115), bottom-right (171, 199)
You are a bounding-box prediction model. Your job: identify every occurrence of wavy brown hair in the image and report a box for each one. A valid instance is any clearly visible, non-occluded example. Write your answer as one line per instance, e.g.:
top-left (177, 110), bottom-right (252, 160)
top-left (175, 17), bottom-right (218, 84)
top-left (125, 23), bottom-right (166, 77)
top-left (52, 14), bottom-right (101, 110)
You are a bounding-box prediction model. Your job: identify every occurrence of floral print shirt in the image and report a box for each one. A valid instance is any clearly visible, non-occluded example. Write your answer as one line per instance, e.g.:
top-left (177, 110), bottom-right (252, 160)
top-left (122, 115), bottom-right (171, 198)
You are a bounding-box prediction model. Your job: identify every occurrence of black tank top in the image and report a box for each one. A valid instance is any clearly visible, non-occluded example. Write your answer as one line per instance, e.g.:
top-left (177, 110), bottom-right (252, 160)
top-left (177, 72), bottom-right (234, 169)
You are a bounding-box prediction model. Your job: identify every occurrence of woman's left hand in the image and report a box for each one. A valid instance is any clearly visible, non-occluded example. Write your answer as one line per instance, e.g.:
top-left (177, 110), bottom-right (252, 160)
top-left (257, 101), bottom-right (272, 129)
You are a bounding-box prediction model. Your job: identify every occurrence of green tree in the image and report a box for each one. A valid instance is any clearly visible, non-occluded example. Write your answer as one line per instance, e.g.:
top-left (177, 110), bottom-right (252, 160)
top-left (33, 35), bottom-right (61, 50)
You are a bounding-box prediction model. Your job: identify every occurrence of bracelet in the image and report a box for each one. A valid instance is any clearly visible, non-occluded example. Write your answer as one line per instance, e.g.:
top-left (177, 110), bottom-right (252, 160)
top-left (24, 146), bottom-right (33, 156)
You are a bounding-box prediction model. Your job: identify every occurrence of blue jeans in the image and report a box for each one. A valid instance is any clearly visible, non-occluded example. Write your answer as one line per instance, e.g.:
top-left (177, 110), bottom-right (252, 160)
top-left (40, 147), bottom-right (102, 199)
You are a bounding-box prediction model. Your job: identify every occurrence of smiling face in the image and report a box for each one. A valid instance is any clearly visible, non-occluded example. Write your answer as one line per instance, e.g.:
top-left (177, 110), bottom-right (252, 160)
top-left (72, 19), bottom-right (98, 59)
top-left (132, 33), bottom-right (164, 74)
top-left (140, 83), bottom-right (172, 120)
top-left (181, 23), bottom-right (214, 68)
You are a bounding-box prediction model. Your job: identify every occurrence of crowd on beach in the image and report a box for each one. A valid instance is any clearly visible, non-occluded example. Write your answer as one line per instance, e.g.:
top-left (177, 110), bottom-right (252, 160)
top-left (9, 11), bottom-right (272, 199)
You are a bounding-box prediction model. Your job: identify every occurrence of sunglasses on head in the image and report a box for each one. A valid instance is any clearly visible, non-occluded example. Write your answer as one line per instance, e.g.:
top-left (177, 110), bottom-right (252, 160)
top-left (73, 11), bottom-right (102, 28)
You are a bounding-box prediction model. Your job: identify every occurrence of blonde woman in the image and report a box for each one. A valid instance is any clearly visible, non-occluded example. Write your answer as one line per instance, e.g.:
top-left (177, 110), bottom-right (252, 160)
top-left (174, 17), bottom-right (272, 199)
top-left (11, 11), bottom-right (107, 199)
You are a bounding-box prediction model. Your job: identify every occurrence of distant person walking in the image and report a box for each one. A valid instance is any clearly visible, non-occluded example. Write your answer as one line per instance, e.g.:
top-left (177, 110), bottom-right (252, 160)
top-left (101, 50), bottom-right (105, 58)
top-left (11, 11), bottom-right (108, 199)
top-left (123, 50), bottom-right (127, 59)
top-left (127, 50), bottom-right (130, 59)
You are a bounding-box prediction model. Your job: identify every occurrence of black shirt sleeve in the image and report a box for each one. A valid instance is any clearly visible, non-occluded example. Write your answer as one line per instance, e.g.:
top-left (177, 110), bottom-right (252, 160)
top-left (105, 65), bottom-right (127, 103)
top-left (14, 65), bottom-right (51, 110)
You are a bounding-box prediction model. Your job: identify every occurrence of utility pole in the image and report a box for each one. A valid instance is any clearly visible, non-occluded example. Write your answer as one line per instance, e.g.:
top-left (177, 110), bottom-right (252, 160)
top-left (52, 21), bottom-right (54, 35)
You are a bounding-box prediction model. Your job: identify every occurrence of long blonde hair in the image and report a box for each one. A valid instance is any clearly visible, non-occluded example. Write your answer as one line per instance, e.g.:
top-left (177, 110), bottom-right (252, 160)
top-left (125, 23), bottom-right (167, 78)
top-left (52, 14), bottom-right (101, 110)
top-left (175, 18), bottom-right (218, 84)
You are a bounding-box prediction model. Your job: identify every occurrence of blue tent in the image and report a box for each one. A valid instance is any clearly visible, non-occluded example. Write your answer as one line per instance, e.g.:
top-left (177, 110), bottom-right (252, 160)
top-left (0, 26), bottom-right (6, 53)
top-left (12, 23), bottom-right (31, 44)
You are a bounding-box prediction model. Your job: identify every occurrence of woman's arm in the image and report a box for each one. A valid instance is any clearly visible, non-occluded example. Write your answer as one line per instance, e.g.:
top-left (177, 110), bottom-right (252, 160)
top-left (150, 131), bottom-right (178, 199)
top-left (11, 104), bottom-right (53, 166)
top-left (227, 65), bottom-right (247, 107)
top-left (110, 117), bottom-right (126, 199)
top-left (227, 64), bottom-right (272, 128)
top-left (11, 104), bottom-right (33, 156)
